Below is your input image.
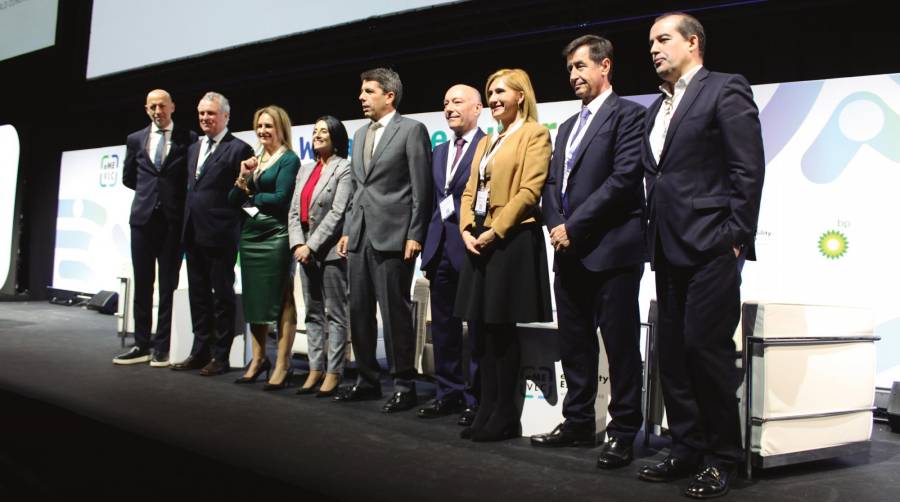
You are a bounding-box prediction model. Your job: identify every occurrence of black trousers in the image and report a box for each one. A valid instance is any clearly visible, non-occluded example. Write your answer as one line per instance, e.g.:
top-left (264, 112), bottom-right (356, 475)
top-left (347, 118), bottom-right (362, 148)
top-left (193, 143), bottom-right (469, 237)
top-left (348, 234), bottom-right (416, 392)
top-left (554, 259), bottom-right (643, 438)
top-left (130, 208), bottom-right (182, 352)
top-left (184, 227), bottom-right (238, 362)
top-left (654, 249), bottom-right (743, 466)
top-left (428, 244), bottom-right (479, 407)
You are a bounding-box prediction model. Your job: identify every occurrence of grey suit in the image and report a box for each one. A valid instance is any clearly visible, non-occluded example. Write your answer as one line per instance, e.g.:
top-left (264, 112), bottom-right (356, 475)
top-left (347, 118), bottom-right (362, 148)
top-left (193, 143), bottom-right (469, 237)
top-left (288, 155), bottom-right (352, 374)
top-left (344, 113), bottom-right (432, 391)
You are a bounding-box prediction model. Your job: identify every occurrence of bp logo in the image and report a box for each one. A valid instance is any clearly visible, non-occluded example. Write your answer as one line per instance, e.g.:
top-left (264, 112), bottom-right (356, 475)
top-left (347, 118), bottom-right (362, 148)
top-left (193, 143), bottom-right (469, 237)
top-left (99, 154), bottom-right (119, 187)
top-left (818, 230), bottom-right (848, 259)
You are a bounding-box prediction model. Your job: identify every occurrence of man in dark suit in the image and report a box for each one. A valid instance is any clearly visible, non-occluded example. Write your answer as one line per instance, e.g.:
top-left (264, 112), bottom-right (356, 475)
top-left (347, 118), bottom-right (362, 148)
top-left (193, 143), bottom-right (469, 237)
top-left (114, 89), bottom-right (196, 367)
top-left (171, 91), bottom-right (254, 376)
top-left (335, 68), bottom-right (432, 413)
top-left (639, 13), bottom-right (764, 498)
top-left (417, 84), bottom-right (485, 425)
top-left (531, 36), bottom-right (646, 470)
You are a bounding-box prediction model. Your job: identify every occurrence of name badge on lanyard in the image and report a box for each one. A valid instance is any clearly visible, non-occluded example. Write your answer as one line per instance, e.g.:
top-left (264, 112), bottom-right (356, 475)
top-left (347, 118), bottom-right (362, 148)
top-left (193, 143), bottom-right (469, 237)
top-left (439, 195), bottom-right (455, 221)
top-left (474, 120), bottom-right (523, 217)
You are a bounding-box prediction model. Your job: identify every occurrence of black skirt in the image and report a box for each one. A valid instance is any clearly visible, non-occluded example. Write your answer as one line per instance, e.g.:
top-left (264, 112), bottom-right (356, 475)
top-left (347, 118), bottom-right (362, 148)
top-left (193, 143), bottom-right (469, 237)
top-left (454, 221), bottom-right (553, 324)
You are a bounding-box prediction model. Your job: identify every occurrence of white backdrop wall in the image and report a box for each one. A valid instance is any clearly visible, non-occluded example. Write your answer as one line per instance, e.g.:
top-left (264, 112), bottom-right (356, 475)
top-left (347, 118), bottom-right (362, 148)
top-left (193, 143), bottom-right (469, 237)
top-left (53, 72), bottom-right (900, 385)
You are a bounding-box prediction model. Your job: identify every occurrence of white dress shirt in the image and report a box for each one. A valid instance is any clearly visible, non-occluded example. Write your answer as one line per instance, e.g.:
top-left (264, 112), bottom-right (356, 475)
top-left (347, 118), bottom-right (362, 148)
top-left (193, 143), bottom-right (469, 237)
top-left (197, 128), bottom-right (229, 167)
top-left (148, 121), bottom-right (173, 159)
top-left (371, 110), bottom-right (396, 153)
top-left (650, 64), bottom-right (703, 164)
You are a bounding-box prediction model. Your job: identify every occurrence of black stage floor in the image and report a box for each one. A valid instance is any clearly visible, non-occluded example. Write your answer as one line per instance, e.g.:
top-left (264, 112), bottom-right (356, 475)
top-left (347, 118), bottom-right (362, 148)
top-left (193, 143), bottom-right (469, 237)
top-left (1, 302), bottom-right (898, 501)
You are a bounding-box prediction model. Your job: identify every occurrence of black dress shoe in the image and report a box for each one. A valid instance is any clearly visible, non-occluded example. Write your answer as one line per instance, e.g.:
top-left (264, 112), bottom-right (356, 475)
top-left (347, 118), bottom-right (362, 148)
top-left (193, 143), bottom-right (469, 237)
top-left (315, 387), bottom-right (337, 398)
top-left (170, 355), bottom-right (209, 371)
top-left (530, 423), bottom-right (597, 448)
top-left (199, 359), bottom-right (228, 376)
top-left (685, 466), bottom-right (732, 499)
top-left (382, 391), bottom-right (418, 413)
top-left (112, 346), bottom-right (151, 365)
top-left (471, 420), bottom-right (520, 442)
top-left (596, 437), bottom-right (634, 469)
top-left (333, 385), bottom-right (382, 402)
top-left (638, 456), bottom-right (698, 482)
top-left (458, 407), bottom-right (477, 426)
top-left (417, 396), bottom-right (463, 418)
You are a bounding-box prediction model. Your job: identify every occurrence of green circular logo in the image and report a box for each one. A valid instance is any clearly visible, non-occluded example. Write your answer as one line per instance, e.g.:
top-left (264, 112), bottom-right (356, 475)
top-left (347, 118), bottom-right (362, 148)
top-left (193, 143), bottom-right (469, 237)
top-left (818, 230), bottom-right (848, 259)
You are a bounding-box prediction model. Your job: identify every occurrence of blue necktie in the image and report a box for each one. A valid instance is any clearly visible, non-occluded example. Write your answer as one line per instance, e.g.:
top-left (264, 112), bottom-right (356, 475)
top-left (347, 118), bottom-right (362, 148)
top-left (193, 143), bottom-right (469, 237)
top-left (561, 106), bottom-right (591, 216)
top-left (153, 129), bottom-right (167, 169)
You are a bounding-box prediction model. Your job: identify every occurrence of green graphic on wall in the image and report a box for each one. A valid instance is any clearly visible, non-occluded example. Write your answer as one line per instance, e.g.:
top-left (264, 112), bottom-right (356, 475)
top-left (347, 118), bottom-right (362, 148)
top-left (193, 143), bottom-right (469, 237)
top-left (818, 230), bottom-right (848, 259)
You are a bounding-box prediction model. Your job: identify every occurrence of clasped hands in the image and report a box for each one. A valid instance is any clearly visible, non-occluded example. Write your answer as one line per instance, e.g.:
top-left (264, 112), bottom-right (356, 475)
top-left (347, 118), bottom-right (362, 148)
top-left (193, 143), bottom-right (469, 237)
top-left (462, 228), bottom-right (497, 256)
top-left (549, 224), bottom-right (571, 252)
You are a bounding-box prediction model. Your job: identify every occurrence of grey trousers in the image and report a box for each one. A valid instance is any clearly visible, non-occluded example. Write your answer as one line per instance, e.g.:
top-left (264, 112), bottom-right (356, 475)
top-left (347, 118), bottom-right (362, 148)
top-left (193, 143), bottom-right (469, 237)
top-left (299, 258), bottom-right (349, 374)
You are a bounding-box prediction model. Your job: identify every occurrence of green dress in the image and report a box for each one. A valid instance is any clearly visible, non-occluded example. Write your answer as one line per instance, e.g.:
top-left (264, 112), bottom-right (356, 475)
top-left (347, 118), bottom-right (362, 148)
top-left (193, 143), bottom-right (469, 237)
top-left (228, 149), bottom-right (300, 323)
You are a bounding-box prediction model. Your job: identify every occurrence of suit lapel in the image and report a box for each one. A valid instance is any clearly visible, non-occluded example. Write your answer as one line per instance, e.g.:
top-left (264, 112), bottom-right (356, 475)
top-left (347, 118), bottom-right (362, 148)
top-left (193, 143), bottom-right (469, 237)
top-left (432, 142), bottom-right (448, 192)
top-left (310, 156), bottom-right (338, 204)
top-left (365, 114), bottom-right (400, 180)
top-left (660, 67), bottom-right (708, 162)
top-left (196, 133), bottom-right (229, 183)
top-left (644, 96), bottom-right (664, 171)
top-left (567, 94), bottom-right (617, 178)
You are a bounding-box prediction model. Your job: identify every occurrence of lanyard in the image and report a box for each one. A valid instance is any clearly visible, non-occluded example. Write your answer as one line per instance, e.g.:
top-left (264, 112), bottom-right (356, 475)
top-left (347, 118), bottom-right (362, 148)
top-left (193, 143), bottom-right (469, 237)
top-left (478, 119), bottom-right (524, 183)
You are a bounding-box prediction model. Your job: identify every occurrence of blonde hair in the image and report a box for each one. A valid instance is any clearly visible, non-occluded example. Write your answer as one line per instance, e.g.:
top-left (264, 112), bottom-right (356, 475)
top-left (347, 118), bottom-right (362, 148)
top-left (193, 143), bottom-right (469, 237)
top-left (485, 68), bottom-right (539, 123)
top-left (253, 105), bottom-right (293, 151)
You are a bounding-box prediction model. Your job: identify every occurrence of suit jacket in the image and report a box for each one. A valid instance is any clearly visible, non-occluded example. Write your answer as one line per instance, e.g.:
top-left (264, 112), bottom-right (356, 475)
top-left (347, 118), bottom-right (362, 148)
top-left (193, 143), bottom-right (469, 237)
top-left (643, 67), bottom-right (765, 267)
top-left (459, 121), bottom-right (551, 239)
top-left (421, 128), bottom-right (486, 272)
top-left (183, 131), bottom-right (254, 248)
top-left (122, 124), bottom-right (197, 226)
top-left (542, 93), bottom-right (646, 272)
top-left (344, 113), bottom-right (432, 253)
top-left (288, 155), bottom-right (352, 262)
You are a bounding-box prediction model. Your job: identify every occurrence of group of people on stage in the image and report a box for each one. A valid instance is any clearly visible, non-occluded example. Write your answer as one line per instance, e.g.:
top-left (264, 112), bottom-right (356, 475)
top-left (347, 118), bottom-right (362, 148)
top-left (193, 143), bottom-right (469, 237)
top-left (113, 12), bottom-right (764, 499)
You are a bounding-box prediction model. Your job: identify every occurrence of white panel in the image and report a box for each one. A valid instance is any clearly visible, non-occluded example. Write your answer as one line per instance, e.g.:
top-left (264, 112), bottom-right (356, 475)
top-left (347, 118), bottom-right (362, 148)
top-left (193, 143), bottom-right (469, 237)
top-left (0, 124), bottom-right (20, 288)
top-left (0, 0), bottom-right (57, 62)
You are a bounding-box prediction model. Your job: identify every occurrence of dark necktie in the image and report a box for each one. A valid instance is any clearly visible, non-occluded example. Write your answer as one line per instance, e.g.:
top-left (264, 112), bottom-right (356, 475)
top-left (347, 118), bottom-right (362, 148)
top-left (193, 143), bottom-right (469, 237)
top-left (153, 129), bottom-right (167, 169)
top-left (196, 137), bottom-right (215, 179)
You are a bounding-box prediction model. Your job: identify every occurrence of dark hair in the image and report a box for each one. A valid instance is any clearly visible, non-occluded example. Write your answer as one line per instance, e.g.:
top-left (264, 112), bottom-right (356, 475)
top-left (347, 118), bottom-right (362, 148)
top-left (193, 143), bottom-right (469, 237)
top-left (315, 115), bottom-right (349, 159)
top-left (562, 34), bottom-right (614, 80)
top-left (360, 67), bottom-right (403, 109)
top-left (655, 12), bottom-right (706, 57)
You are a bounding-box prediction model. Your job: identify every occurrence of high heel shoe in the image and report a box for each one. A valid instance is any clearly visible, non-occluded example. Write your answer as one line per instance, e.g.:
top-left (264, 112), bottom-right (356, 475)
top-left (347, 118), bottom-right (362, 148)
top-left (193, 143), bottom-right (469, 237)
top-left (296, 370), bottom-right (324, 395)
top-left (262, 367), bottom-right (294, 391)
top-left (233, 358), bottom-right (271, 384)
top-left (314, 372), bottom-right (342, 398)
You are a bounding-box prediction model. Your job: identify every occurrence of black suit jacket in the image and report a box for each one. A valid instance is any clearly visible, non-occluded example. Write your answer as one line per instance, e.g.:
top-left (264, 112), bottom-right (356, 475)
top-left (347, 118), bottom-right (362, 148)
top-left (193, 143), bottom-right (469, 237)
top-left (642, 67), bottom-right (765, 267)
top-left (421, 128), bottom-right (486, 273)
top-left (122, 124), bottom-right (197, 225)
top-left (543, 93), bottom-right (647, 272)
top-left (183, 131), bottom-right (254, 247)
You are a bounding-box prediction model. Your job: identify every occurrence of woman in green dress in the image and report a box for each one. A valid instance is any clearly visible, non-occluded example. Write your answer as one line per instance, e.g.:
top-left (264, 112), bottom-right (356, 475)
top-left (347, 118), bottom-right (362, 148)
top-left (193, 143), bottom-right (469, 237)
top-left (229, 105), bottom-right (300, 390)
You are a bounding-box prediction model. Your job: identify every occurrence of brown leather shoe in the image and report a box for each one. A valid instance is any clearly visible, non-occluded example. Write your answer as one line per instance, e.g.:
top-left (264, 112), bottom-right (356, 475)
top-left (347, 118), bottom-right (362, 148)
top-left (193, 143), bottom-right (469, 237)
top-left (199, 359), bottom-right (228, 376)
top-left (170, 355), bottom-right (209, 371)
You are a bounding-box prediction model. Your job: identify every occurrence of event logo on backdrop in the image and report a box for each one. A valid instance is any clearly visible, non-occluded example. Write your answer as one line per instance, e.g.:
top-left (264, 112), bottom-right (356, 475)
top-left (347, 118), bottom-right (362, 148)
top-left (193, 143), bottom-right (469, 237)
top-left (54, 73), bottom-right (900, 386)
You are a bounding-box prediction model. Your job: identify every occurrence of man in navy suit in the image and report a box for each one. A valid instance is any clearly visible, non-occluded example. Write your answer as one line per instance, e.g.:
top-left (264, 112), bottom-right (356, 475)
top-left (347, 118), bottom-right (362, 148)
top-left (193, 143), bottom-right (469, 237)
top-left (639, 13), bottom-right (764, 498)
top-left (114, 89), bottom-right (196, 367)
top-left (171, 91), bottom-right (254, 376)
top-left (417, 84), bottom-right (485, 426)
top-left (531, 36), bottom-right (646, 469)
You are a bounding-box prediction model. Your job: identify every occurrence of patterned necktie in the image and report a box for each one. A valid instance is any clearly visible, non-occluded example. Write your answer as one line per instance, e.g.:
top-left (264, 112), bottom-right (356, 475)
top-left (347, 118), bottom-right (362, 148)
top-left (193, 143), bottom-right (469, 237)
top-left (153, 129), bottom-right (167, 169)
top-left (363, 121), bottom-right (383, 173)
top-left (450, 136), bottom-right (466, 169)
top-left (561, 106), bottom-right (592, 216)
top-left (196, 137), bottom-right (215, 179)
